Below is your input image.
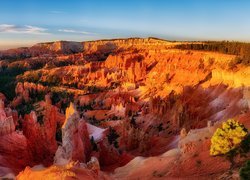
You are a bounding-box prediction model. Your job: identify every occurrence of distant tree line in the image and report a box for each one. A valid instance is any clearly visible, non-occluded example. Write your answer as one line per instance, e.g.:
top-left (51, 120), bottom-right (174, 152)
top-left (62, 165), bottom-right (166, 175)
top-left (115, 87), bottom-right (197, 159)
top-left (0, 53), bottom-right (31, 61)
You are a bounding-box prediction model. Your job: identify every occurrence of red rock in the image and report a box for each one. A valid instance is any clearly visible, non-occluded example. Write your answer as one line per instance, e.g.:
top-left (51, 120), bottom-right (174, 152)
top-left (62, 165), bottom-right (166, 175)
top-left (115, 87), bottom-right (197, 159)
top-left (0, 132), bottom-right (32, 174)
top-left (0, 100), bottom-right (15, 136)
top-left (22, 103), bottom-right (58, 166)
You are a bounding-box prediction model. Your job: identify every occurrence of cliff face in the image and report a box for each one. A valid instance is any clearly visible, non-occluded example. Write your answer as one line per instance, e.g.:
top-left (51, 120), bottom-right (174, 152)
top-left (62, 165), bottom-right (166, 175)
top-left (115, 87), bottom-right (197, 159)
top-left (81, 38), bottom-right (178, 53)
top-left (0, 38), bottom-right (177, 59)
top-left (33, 41), bottom-right (83, 54)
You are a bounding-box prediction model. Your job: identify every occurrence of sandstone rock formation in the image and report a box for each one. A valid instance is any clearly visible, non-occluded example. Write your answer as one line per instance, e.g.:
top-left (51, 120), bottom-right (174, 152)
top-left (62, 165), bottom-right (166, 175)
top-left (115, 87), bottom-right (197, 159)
top-left (0, 100), bottom-right (32, 175)
top-left (22, 103), bottom-right (58, 166)
top-left (0, 100), bottom-right (15, 135)
top-left (55, 103), bottom-right (91, 164)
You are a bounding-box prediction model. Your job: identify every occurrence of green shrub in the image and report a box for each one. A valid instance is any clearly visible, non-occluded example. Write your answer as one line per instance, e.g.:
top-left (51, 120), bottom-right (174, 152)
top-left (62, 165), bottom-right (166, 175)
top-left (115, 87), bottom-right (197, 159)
top-left (56, 127), bottom-right (62, 143)
top-left (90, 136), bottom-right (98, 151)
top-left (16, 100), bottom-right (34, 117)
top-left (37, 114), bottom-right (44, 125)
top-left (238, 135), bottom-right (250, 155)
top-left (107, 127), bottom-right (119, 148)
top-left (240, 160), bottom-right (250, 180)
top-left (0, 75), bottom-right (16, 100)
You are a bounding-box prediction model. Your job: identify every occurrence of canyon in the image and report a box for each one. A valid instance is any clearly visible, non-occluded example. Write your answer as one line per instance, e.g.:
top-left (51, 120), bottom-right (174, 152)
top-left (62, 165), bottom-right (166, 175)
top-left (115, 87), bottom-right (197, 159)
top-left (0, 37), bottom-right (250, 179)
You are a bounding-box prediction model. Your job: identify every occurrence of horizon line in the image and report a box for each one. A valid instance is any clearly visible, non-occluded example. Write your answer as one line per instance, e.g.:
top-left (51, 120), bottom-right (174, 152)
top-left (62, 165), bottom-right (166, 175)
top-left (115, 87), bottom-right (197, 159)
top-left (1, 36), bottom-right (250, 51)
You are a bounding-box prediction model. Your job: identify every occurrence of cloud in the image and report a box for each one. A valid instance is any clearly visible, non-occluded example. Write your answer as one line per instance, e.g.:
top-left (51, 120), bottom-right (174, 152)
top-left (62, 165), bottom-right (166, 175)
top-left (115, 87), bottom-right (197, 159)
top-left (58, 29), bottom-right (78, 33)
top-left (58, 29), bottom-right (97, 35)
top-left (0, 24), bottom-right (49, 34)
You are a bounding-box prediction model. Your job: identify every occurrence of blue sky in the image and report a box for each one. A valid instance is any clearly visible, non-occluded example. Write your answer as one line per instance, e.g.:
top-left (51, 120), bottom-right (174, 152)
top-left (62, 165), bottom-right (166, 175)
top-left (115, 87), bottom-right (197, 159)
top-left (0, 0), bottom-right (250, 49)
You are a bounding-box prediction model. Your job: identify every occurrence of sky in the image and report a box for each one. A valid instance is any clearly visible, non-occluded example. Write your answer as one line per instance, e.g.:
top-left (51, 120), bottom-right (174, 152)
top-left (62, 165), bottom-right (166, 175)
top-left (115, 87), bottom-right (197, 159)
top-left (0, 0), bottom-right (250, 49)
